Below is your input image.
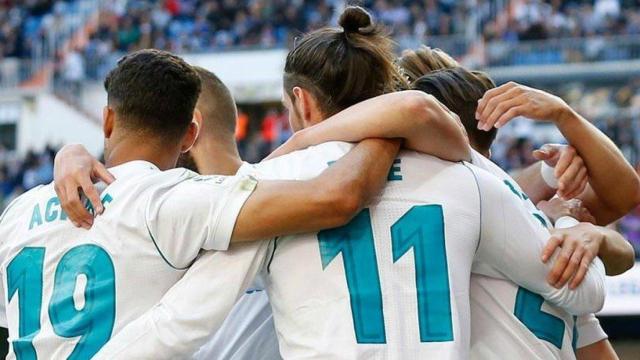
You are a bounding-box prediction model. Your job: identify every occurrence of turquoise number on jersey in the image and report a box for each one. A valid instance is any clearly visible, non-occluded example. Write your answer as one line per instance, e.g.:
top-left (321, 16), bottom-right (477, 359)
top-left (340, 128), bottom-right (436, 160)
top-left (49, 245), bottom-right (116, 359)
top-left (6, 245), bottom-right (116, 359)
top-left (392, 205), bottom-right (453, 342)
top-left (514, 287), bottom-right (564, 349)
top-left (7, 247), bottom-right (45, 360)
top-left (318, 205), bottom-right (453, 344)
top-left (319, 210), bottom-right (386, 344)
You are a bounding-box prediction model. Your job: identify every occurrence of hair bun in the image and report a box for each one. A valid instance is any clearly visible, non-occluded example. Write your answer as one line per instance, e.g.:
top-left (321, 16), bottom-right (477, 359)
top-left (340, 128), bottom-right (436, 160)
top-left (339, 6), bottom-right (374, 34)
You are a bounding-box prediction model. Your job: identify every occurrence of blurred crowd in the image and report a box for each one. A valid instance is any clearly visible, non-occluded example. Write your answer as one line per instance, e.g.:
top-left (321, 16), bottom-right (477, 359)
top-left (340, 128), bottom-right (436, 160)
top-left (5, 1), bottom-right (640, 82)
top-left (79, 0), bottom-right (338, 80)
top-left (0, 145), bottom-right (57, 211)
top-left (485, 0), bottom-right (640, 42)
top-left (0, 0), bottom-right (55, 59)
top-left (484, 0), bottom-right (640, 65)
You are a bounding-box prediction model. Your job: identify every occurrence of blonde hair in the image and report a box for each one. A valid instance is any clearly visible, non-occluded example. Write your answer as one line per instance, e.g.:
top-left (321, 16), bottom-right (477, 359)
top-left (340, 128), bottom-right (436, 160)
top-left (398, 46), bottom-right (460, 83)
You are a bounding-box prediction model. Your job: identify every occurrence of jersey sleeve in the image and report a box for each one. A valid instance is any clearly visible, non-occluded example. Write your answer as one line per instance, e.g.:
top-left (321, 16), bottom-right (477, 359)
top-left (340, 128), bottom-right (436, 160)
top-left (238, 141), bottom-right (353, 181)
top-left (469, 165), bottom-right (606, 315)
top-left (146, 173), bottom-right (257, 269)
top-left (93, 241), bottom-right (271, 359)
top-left (575, 314), bottom-right (608, 349)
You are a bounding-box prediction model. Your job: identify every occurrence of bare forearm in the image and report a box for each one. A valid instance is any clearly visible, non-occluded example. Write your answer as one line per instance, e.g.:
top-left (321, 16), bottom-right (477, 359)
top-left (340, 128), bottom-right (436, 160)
top-left (598, 226), bottom-right (635, 275)
top-left (557, 109), bottom-right (640, 222)
top-left (576, 339), bottom-right (619, 360)
top-left (293, 91), bottom-right (469, 161)
top-left (231, 139), bottom-right (400, 242)
top-left (514, 162), bottom-right (556, 204)
top-left (337, 138), bottom-right (401, 206)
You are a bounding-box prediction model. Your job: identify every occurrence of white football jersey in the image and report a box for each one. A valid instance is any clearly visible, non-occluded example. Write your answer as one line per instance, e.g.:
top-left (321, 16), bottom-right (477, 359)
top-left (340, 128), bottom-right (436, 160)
top-left (0, 160), bottom-right (256, 359)
top-left (469, 150), bottom-right (608, 359)
top-left (89, 145), bottom-right (605, 360)
top-left (240, 143), bottom-right (606, 360)
top-left (192, 287), bottom-right (280, 360)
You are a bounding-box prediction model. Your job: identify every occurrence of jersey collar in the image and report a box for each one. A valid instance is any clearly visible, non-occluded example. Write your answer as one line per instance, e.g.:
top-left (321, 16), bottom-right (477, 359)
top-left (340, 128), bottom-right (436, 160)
top-left (107, 160), bottom-right (160, 181)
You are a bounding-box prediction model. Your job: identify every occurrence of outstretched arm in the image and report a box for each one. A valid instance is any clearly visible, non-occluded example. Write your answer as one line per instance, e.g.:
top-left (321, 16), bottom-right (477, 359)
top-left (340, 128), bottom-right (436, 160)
top-left (231, 139), bottom-right (400, 242)
top-left (477, 82), bottom-right (640, 225)
top-left (268, 90), bottom-right (470, 162)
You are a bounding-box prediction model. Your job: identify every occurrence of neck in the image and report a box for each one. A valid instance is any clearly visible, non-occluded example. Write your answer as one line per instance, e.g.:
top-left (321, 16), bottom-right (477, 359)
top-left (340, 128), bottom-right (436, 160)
top-left (105, 136), bottom-right (181, 171)
top-left (192, 137), bottom-right (243, 175)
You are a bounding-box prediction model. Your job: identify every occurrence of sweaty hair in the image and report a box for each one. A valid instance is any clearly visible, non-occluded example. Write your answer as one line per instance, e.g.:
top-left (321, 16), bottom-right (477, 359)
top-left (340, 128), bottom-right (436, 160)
top-left (193, 66), bottom-right (237, 138)
top-left (413, 67), bottom-right (497, 153)
top-left (284, 6), bottom-right (408, 117)
top-left (398, 46), bottom-right (459, 83)
top-left (104, 49), bottom-right (201, 144)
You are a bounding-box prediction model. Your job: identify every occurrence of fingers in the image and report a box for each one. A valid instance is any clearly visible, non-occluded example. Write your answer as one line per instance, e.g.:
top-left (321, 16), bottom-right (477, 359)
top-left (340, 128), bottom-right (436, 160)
top-left (547, 237), bottom-right (577, 287)
top-left (493, 104), bottom-right (528, 129)
top-left (569, 255), bottom-right (595, 290)
top-left (476, 88), bottom-right (522, 131)
top-left (476, 82), bottom-right (517, 116)
top-left (555, 245), bottom-right (585, 288)
top-left (532, 149), bottom-right (550, 161)
top-left (79, 177), bottom-right (104, 216)
top-left (557, 155), bottom-right (585, 199)
top-left (541, 233), bottom-right (562, 263)
top-left (554, 146), bottom-right (576, 180)
top-left (561, 167), bottom-right (588, 200)
top-left (60, 182), bottom-right (93, 229)
top-left (92, 160), bottom-right (115, 184)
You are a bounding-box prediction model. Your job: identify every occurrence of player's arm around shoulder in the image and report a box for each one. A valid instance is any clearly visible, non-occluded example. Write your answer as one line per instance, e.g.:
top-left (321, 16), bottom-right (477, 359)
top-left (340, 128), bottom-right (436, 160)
top-left (471, 165), bottom-right (606, 315)
top-left (230, 138), bottom-right (401, 243)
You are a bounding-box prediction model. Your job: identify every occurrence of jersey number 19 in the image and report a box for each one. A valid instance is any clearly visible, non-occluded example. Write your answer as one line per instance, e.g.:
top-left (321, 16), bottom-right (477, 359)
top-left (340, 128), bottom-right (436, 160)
top-left (7, 244), bottom-right (115, 360)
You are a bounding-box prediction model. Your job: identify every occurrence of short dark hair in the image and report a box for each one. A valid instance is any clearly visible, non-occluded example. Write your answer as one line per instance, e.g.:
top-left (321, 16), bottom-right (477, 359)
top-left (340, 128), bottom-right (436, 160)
top-left (193, 66), bottom-right (237, 137)
top-left (104, 49), bottom-right (201, 143)
top-left (413, 68), bottom-right (497, 153)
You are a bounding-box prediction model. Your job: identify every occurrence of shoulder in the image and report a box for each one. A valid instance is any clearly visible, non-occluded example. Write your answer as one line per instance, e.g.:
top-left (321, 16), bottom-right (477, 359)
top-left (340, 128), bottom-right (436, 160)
top-left (2, 184), bottom-right (50, 219)
top-left (0, 184), bottom-right (52, 238)
top-left (278, 141), bottom-right (353, 163)
top-left (253, 141), bottom-right (354, 181)
top-left (470, 150), bottom-right (511, 180)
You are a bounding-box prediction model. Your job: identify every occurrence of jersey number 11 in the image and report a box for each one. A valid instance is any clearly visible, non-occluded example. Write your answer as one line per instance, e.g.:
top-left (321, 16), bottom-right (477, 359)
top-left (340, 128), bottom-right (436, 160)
top-left (319, 205), bottom-right (453, 344)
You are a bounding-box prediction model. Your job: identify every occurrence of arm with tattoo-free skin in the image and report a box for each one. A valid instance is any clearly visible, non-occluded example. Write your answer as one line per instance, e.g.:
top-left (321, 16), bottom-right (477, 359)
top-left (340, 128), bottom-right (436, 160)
top-left (577, 339), bottom-right (619, 360)
top-left (515, 144), bottom-right (587, 202)
top-left (268, 90), bottom-right (471, 162)
top-left (53, 139), bottom-right (401, 244)
top-left (230, 138), bottom-right (400, 242)
top-left (535, 198), bottom-right (634, 288)
top-left (476, 82), bottom-right (640, 225)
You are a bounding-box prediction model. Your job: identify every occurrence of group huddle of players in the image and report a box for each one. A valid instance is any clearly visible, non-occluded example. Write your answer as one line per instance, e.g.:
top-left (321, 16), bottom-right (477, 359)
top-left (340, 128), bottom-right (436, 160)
top-left (0, 5), bottom-right (637, 360)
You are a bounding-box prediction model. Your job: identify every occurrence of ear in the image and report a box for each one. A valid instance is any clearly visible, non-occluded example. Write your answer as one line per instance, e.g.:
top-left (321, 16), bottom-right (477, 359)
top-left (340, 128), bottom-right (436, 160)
top-left (180, 121), bottom-right (199, 153)
top-left (291, 86), bottom-right (307, 119)
top-left (192, 109), bottom-right (203, 145)
top-left (103, 106), bottom-right (115, 139)
top-left (292, 86), bottom-right (322, 125)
